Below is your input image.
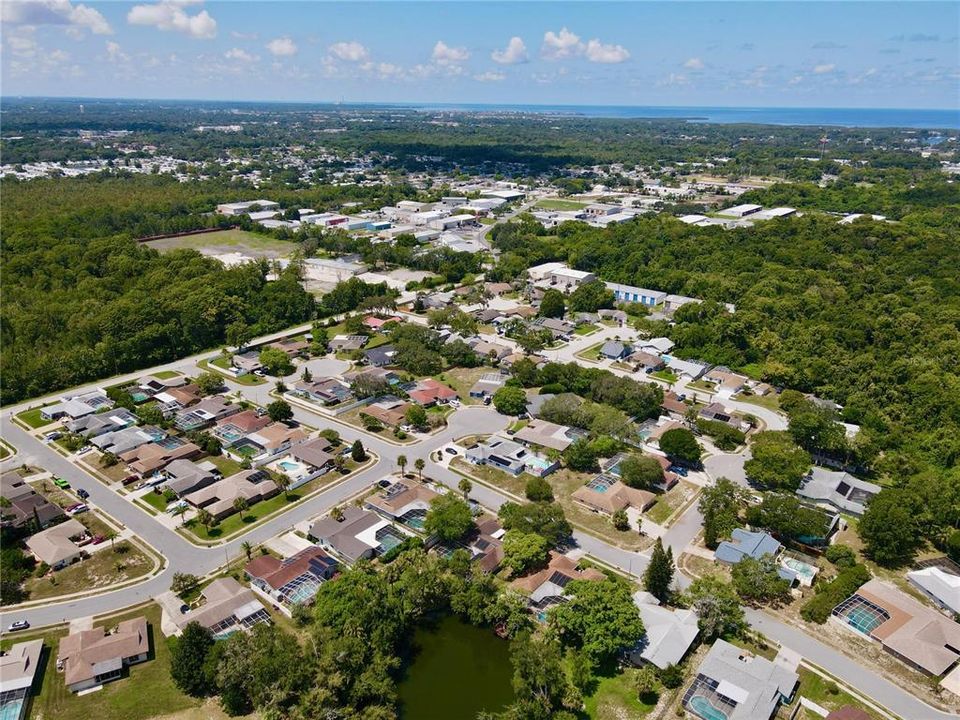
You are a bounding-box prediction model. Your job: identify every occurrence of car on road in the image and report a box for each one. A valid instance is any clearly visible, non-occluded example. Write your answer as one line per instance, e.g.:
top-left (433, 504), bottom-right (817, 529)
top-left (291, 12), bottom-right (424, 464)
top-left (76, 488), bottom-right (90, 500)
top-left (53, 477), bottom-right (70, 489)
top-left (7, 621), bottom-right (30, 632)
top-left (444, 447), bottom-right (458, 456)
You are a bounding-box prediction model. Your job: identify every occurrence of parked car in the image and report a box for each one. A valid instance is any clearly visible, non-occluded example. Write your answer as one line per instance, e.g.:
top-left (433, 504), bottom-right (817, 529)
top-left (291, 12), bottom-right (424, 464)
top-left (68, 504), bottom-right (89, 515)
top-left (7, 621), bottom-right (30, 632)
top-left (76, 446), bottom-right (93, 456)
top-left (444, 447), bottom-right (458, 456)
top-left (669, 465), bottom-right (689, 477)
top-left (122, 475), bottom-right (140, 486)
top-left (482, 396), bottom-right (492, 405)
top-left (76, 488), bottom-right (90, 500)
top-left (53, 477), bottom-right (70, 489)
top-left (44, 431), bottom-right (62, 442)
top-left (449, 398), bottom-right (461, 408)
top-left (91, 535), bottom-right (106, 545)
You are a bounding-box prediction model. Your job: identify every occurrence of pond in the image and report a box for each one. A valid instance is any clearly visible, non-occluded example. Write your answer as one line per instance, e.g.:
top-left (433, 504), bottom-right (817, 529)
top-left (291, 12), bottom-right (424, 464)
top-left (398, 615), bottom-right (515, 719)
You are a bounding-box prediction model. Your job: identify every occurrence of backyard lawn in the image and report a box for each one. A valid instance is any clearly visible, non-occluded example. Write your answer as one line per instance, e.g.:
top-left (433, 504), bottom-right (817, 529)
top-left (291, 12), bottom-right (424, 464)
top-left (15, 407), bottom-right (55, 429)
top-left (787, 667), bottom-right (887, 720)
top-left (9, 604), bottom-right (200, 720)
top-left (22, 540), bottom-right (152, 601)
top-left (733, 392), bottom-right (781, 413)
top-left (433, 366), bottom-right (491, 405)
top-left (581, 665), bottom-right (657, 720)
top-left (206, 453), bottom-right (244, 478)
top-left (450, 460), bottom-right (650, 551)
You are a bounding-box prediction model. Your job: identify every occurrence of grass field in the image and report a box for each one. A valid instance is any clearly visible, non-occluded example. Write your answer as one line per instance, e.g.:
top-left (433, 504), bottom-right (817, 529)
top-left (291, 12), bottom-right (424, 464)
top-left (7, 604), bottom-right (200, 720)
top-left (650, 369), bottom-right (679, 384)
top-left (434, 366), bottom-right (491, 405)
top-left (146, 228), bottom-right (298, 257)
top-left (152, 370), bottom-right (182, 380)
top-left (574, 342), bottom-right (604, 363)
top-left (15, 407), bottom-right (55, 429)
top-left (574, 324), bottom-right (600, 336)
top-left (198, 357), bottom-right (265, 386)
top-left (536, 198), bottom-right (588, 211)
top-left (646, 480), bottom-right (698, 526)
top-left (581, 665), bottom-right (657, 719)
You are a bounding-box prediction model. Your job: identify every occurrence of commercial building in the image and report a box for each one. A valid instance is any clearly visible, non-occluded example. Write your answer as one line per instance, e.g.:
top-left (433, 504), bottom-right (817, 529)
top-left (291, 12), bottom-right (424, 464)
top-left (605, 282), bottom-right (667, 307)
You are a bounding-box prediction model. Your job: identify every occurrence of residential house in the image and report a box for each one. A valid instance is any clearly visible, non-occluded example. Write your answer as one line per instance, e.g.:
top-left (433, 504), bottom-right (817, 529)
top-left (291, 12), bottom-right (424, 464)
top-left (151, 384), bottom-right (202, 416)
top-left (511, 552), bottom-right (605, 612)
top-left (0, 639), bottom-right (43, 720)
top-left (171, 577), bottom-right (271, 638)
top-left (41, 391), bottom-right (113, 422)
top-left (470, 340), bottom-right (512, 362)
top-left (703, 368), bottom-right (749, 397)
top-left (363, 315), bottom-right (402, 331)
top-left (465, 436), bottom-right (558, 478)
top-left (343, 366), bottom-right (400, 386)
top-left (213, 409), bottom-right (272, 445)
top-left (163, 459), bottom-right (218, 497)
top-left (605, 283), bottom-right (667, 307)
top-left (231, 351), bottom-right (262, 375)
top-left (308, 506), bottom-right (408, 563)
top-left (598, 308), bottom-right (628, 325)
top-left (832, 579), bottom-right (960, 676)
top-left (474, 307), bottom-right (504, 325)
top-left (660, 392), bottom-right (688, 418)
top-left (682, 639), bottom-right (798, 720)
top-left (65, 408), bottom-right (138, 439)
top-left (365, 480), bottom-right (440, 531)
top-left (90, 425), bottom-right (163, 456)
top-left (629, 351), bottom-right (666, 373)
top-left (524, 392), bottom-right (556, 418)
top-left (663, 294), bottom-right (702, 315)
top-left (121, 439), bottom-right (202, 476)
top-left (228, 422), bottom-right (308, 464)
top-left (572, 474), bottom-right (655, 516)
top-left (293, 377), bottom-right (353, 406)
top-left (184, 469), bottom-right (279, 521)
top-left (25, 519), bottom-right (87, 570)
top-left (408, 379), bottom-right (458, 407)
top-left (628, 594), bottom-right (699, 669)
top-left (484, 282), bottom-right (513, 296)
top-left (329, 335), bottom-right (368, 352)
top-left (906, 567), bottom-right (960, 616)
top-left (469, 517), bottom-right (506, 574)
top-left (715, 528), bottom-right (797, 584)
top-left (363, 344), bottom-right (398, 367)
top-left (797, 467), bottom-right (880, 517)
top-left (244, 547), bottom-right (338, 612)
top-left (603, 452), bottom-right (678, 491)
top-left (58, 617), bottom-right (149, 692)
top-left (175, 396), bottom-right (241, 432)
top-left (599, 340), bottom-right (631, 361)
top-left (469, 373), bottom-right (508, 399)
top-left (513, 420), bottom-right (582, 453)
top-left (532, 317), bottom-right (574, 340)
top-left (0, 471), bottom-right (65, 530)
top-left (269, 337), bottom-right (309, 358)
top-left (667, 357), bottom-right (710, 381)
top-left (698, 402), bottom-right (745, 431)
top-left (637, 337), bottom-right (675, 355)
top-left (361, 397), bottom-right (412, 429)
top-left (268, 437), bottom-right (335, 489)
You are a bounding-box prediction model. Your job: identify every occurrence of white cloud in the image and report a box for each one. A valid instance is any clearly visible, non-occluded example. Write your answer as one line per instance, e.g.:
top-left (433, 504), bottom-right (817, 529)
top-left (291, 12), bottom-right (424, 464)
top-left (230, 30), bottom-right (257, 40)
top-left (6, 35), bottom-right (38, 57)
top-left (584, 38), bottom-right (629, 64)
top-left (683, 57), bottom-right (705, 70)
top-left (225, 47), bottom-right (256, 63)
top-left (127, 1), bottom-right (216, 39)
top-left (432, 40), bottom-right (469, 65)
top-left (1, 0), bottom-right (112, 35)
top-left (328, 41), bottom-right (369, 63)
top-left (542, 27), bottom-right (583, 60)
top-left (813, 63), bottom-right (836, 74)
top-left (105, 40), bottom-right (129, 62)
top-left (266, 36), bottom-right (297, 56)
top-left (491, 36), bottom-right (527, 65)
top-left (788, 75), bottom-right (804, 85)
top-left (475, 70), bottom-right (505, 82)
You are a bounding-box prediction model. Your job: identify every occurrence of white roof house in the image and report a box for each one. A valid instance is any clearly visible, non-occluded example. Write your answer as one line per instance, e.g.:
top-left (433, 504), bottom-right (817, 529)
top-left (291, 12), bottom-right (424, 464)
top-left (907, 567), bottom-right (960, 615)
top-left (629, 596), bottom-right (700, 669)
top-left (719, 203), bottom-right (763, 218)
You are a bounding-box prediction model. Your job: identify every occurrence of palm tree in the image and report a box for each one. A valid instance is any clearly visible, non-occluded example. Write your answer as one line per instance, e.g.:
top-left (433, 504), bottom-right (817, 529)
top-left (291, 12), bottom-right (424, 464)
top-left (275, 473), bottom-right (291, 500)
top-left (173, 504), bottom-right (188, 527)
top-left (459, 477), bottom-right (473, 501)
top-left (241, 541), bottom-right (253, 562)
top-left (331, 505), bottom-right (344, 522)
top-left (397, 454), bottom-right (407, 477)
top-left (106, 531), bottom-right (118, 551)
top-left (196, 508), bottom-right (214, 534)
top-left (233, 497), bottom-right (249, 522)
top-left (334, 454), bottom-right (346, 473)
top-left (414, 458), bottom-right (425, 482)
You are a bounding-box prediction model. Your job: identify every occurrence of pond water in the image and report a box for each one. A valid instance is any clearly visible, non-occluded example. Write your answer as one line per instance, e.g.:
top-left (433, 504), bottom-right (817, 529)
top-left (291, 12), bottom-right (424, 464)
top-left (398, 615), bottom-right (515, 719)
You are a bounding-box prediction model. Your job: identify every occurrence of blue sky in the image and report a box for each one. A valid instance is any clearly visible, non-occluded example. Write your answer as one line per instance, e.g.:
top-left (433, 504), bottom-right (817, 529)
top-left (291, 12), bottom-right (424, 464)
top-left (2, 1), bottom-right (957, 108)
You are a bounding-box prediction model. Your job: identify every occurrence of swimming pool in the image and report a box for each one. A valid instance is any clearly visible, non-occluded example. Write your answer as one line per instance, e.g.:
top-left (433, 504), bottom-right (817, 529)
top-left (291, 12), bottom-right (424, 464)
top-left (782, 556), bottom-right (818, 583)
top-left (833, 595), bottom-right (890, 635)
top-left (0, 698), bottom-right (25, 720)
top-left (278, 460), bottom-right (300, 472)
top-left (688, 695), bottom-right (730, 720)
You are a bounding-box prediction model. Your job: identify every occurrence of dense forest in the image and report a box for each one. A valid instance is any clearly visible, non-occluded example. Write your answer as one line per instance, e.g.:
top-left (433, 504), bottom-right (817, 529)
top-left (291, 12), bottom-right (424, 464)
top-left (488, 205), bottom-right (960, 478)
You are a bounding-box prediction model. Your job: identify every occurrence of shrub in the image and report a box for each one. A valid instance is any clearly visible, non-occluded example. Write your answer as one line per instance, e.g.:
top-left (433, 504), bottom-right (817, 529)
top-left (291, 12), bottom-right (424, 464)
top-left (824, 544), bottom-right (858, 569)
top-left (800, 564), bottom-right (871, 623)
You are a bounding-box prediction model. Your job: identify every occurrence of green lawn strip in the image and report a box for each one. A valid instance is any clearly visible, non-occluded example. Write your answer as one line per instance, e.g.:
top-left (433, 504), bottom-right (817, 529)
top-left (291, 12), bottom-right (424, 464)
top-left (197, 357), bottom-right (265, 386)
top-left (574, 324), bottom-right (600, 336)
top-left (15, 407), bottom-right (56, 429)
top-left (650, 370), bottom-right (679, 384)
top-left (645, 481), bottom-right (699, 526)
top-left (141, 490), bottom-right (170, 513)
top-left (733, 392), bottom-right (781, 413)
top-left (21, 541), bottom-right (152, 601)
top-left (15, 604), bottom-right (199, 720)
top-left (789, 666), bottom-right (890, 719)
top-left (574, 342), bottom-right (604, 363)
top-left (151, 370), bottom-right (181, 380)
top-left (686, 379), bottom-right (716, 393)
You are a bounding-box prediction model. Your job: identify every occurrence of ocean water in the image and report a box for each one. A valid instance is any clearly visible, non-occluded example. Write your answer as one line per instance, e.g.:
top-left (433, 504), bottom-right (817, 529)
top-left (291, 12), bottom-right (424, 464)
top-left (400, 103), bottom-right (960, 129)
